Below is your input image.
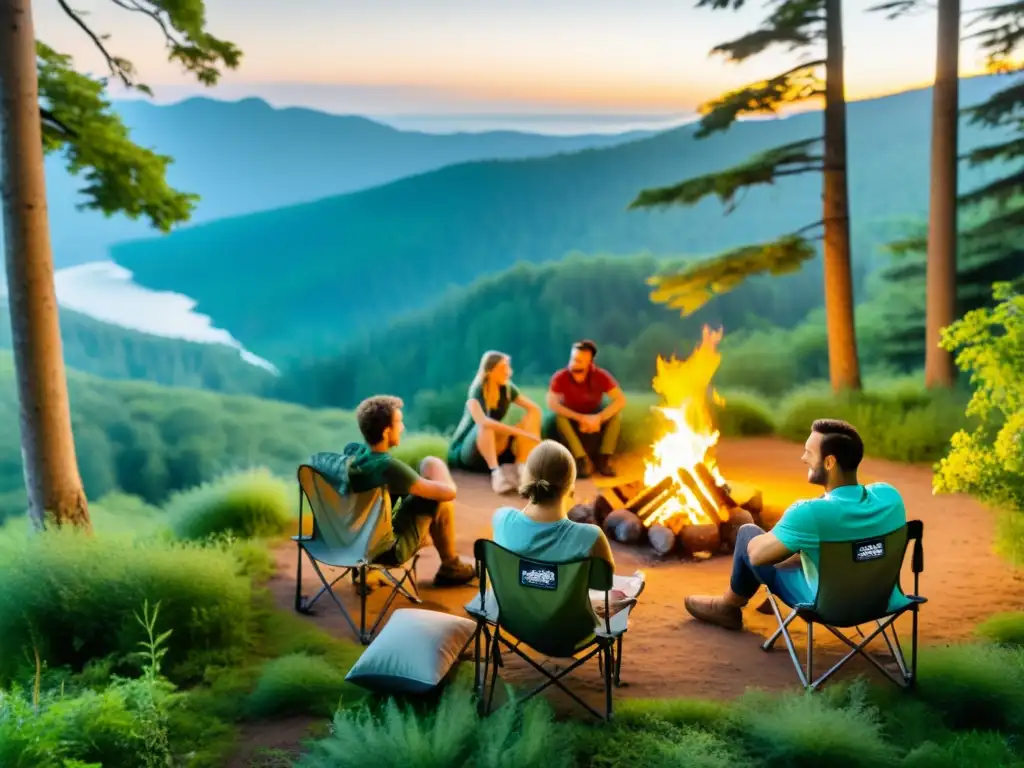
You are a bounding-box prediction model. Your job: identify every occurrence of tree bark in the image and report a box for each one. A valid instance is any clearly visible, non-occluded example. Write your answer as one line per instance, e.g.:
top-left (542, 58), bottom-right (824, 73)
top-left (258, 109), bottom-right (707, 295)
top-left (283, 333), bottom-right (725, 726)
top-left (0, 0), bottom-right (91, 531)
top-left (822, 0), bottom-right (862, 391)
top-left (924, 0), bottom-right (960, 389)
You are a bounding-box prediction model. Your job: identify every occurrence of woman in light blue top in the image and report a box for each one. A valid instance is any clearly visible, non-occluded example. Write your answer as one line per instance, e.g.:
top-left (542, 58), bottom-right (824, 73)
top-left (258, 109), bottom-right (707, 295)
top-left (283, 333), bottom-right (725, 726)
top-left (492, 439), bottom-right (615, 568)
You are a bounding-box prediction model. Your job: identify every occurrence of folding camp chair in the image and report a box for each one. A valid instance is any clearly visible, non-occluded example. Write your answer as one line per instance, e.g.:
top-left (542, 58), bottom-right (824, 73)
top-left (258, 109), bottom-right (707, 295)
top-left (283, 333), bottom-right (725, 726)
top-left (293, 464), bottom-right (422, 645)
top-left (762, 519), bottom-right (926, 691)
top-left (468, 539), bottom-right (636, 721)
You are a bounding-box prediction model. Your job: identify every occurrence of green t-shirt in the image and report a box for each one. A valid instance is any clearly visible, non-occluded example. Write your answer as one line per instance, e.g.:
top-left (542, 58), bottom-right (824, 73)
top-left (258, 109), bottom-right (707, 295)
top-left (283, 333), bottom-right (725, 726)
top-left (347, 449), bottom-right (420, 500)
top-left (772, 482), bottom-right (910, 612)
top-left (449, 381), bottom-right (521, 450)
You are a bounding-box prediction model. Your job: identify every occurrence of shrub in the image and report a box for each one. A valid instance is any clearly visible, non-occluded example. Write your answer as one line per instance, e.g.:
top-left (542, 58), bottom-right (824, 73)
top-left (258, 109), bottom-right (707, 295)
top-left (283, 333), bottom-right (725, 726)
top-left (392, 433), bottom-right (452, 471)
top-left (613, 697), bottom-right (730, 730)
top-left (299, 687), bottom-right (572, 768)
top-left (901, 731), bottom-right (1023, 768)
top-left (245, 653), bottom-right (351, 719)
top-left (715, 391), bottom-right (776, 437)
top-left (934, 284), bottom-right (1024, 550)
top-left (0, 529), bottom-right (252, 684)
top-left (915, 643), bottom-right (1024, 731)
top-left (777, 380), bottom-right (968, 463)
top-left (976, 612), bottom-right (1024, 647)
top-left (730, 683), bottom-right (897, 767)
top-left (577, 721), bottom-right (742, 768)
top-left (168, 469), bottom-right (293, 541)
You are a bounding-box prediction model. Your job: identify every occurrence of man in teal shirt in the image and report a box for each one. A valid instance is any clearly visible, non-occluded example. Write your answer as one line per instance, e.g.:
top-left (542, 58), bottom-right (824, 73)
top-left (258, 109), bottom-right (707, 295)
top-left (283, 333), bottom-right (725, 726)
top-left (684, 419), bottom-right (907, 631)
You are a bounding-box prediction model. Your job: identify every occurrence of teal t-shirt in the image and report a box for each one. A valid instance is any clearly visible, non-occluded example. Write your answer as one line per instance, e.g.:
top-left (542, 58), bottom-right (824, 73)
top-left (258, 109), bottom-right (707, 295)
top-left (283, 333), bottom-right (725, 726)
top-left (771, 483), bottom-right (909, 612)
top-left (449, 381), bottom-right (521, 452)
top-left (492, 506), bottom-right (604, 564)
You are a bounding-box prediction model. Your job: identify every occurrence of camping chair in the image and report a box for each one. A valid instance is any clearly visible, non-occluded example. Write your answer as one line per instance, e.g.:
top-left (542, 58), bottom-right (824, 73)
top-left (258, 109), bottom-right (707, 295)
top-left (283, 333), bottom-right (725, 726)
top-left (468, 539), bottom-right (635, 721)
top-left (293, 464), bottom-right (422, 645)
top-left (761, 519), bottom-right (926, 691)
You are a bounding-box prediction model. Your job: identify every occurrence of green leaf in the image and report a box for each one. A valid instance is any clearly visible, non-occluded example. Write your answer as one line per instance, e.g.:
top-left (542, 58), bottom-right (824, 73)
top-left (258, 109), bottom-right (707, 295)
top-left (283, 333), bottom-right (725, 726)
top-left (646, 231), bottom-right (819, 315)
top-left (696, 62), bottom-right (825, 137)
top-left (37, 43), bottom-right (197, 232)
top-left (629, 137), bottom-right (823, 211)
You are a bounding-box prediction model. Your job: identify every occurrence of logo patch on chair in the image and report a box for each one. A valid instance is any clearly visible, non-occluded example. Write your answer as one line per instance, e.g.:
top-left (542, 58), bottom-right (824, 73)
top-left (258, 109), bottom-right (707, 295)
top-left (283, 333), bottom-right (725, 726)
top-left (519, 559), bottom-right (557, 590)
top-left (853, 538), bottom-right (885, 562)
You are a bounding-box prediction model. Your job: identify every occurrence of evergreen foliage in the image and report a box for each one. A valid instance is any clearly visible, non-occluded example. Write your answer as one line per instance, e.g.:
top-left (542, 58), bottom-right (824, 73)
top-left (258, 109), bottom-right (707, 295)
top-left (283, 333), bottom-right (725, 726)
top-left (630, 0), bottom-right (830, 317)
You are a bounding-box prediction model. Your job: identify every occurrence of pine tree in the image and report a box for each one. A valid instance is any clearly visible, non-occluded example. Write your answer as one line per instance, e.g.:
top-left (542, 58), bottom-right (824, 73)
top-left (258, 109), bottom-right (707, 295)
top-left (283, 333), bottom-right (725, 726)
top-left (869, 0), bottom-right (1024, 370)
top-left (630, 0), bottom-right (862, 391)
top-left (0, 0), bottom-right (239, 531)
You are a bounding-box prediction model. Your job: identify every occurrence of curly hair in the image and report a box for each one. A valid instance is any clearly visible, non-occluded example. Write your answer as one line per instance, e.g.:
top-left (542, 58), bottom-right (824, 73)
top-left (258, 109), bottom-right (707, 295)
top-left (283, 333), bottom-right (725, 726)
top-left (356, 395), bottom-right (404, 443)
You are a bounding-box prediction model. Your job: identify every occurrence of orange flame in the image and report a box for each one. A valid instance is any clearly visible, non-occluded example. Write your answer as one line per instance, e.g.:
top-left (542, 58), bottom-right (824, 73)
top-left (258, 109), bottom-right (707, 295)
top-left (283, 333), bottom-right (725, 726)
top-left (643, 326), bottom-right (727, 528)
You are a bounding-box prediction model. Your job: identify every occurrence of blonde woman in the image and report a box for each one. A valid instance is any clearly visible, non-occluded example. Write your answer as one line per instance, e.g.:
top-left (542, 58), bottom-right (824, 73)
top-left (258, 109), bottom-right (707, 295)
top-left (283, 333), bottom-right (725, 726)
top-left (447, 351), bottom-right (541, 494)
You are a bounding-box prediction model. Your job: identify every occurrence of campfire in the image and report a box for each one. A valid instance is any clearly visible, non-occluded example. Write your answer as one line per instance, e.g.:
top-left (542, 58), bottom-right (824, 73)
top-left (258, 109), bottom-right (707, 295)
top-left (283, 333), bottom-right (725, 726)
top-left (571, 326), bottom-right (763, 557)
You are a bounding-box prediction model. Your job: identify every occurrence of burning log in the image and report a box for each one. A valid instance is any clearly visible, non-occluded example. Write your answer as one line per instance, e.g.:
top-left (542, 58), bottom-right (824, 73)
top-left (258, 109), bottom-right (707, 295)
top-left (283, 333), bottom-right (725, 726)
top-left (675, 467), bottom-right (721, 522)
top-left (692, 463), bottom-right (735, 522)
top-left (624, 475), bottom-right (674, 515)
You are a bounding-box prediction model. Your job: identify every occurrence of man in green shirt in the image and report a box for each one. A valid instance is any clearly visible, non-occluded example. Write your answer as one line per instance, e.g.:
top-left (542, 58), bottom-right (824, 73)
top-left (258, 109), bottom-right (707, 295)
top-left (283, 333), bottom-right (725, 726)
top-left (683, 419), bottom-right (909, 630)
top-left (343, 395), bottom-right (475, 586)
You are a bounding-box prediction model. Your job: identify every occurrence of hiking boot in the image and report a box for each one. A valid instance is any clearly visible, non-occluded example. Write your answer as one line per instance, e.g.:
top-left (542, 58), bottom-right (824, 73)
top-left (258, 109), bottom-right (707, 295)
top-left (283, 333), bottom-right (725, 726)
top-left (491, 468), bottom-right (516, 494)
top-left (594, 454), bottom-right (616, 477)
top-left (575, 456), bottom-right (592, 479)
top-left (683, 595), bottom-right (744, 631)
top-left (434, 559), bottom-right (476, 587)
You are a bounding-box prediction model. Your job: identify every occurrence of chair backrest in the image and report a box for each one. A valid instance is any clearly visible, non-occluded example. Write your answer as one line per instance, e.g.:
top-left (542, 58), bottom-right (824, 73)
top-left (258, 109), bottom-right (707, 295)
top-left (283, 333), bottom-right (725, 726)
top-left (813, 524), bottom-right (909, 626)
top-left (474, 539), bottom-right (613, 658)
top-left (297, 465), bottom-right (396, 561)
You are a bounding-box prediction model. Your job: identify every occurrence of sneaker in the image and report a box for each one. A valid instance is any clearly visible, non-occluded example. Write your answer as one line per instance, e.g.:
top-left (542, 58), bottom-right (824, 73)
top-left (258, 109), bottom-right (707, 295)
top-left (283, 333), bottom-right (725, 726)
top-left (491, 468), bottom-right (516, 494)
top-left (434, 559), bottom-right (476, 587)
top-left (575, 456), bottom-right (592, 479)
top-left (683, 595), bottom-right (744, 631)
top-left (594, 454), bottom-right (616, 477)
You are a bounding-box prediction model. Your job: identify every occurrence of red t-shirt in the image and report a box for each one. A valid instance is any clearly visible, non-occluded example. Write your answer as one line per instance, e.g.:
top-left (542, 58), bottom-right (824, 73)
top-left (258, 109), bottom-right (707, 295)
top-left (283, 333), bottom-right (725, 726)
top-left (549, 366), bottom-right (618, 415)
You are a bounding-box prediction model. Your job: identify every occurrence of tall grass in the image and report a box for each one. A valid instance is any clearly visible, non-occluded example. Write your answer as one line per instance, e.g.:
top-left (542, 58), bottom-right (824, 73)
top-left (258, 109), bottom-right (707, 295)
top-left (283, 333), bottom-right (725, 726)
top-left (167, 468), bottom-right (294, 541)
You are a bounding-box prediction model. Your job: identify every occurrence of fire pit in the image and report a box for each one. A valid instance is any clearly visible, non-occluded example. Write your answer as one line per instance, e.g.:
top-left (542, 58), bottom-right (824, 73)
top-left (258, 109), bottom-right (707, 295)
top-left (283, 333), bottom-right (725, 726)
top-left (570, 326), bottom-right (763, 558)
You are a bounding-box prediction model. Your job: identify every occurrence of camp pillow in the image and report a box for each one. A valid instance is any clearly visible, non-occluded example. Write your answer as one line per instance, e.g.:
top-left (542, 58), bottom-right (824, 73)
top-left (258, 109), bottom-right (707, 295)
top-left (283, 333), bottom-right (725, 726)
top-left (345, 608), bottom-right (476, 694)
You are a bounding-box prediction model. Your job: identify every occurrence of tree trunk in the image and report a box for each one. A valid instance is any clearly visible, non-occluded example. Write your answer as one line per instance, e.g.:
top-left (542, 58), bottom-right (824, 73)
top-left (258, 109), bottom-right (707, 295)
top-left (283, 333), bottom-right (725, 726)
top-left (0, 0), bottom-right (91, 531)
top-left (821, 0), bottom-right (862, 392)
top-left (924, 0), bottom-right (960, 389)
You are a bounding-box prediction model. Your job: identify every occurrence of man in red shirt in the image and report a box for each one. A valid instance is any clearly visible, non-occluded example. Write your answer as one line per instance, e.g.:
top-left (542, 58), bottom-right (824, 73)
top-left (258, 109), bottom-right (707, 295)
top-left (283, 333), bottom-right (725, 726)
top-left (544, 340), bottom-right (628, 478)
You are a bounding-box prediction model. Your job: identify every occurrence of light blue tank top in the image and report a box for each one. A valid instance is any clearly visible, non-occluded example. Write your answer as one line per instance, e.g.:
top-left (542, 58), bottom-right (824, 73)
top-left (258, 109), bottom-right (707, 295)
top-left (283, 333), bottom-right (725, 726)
top-left (491, 506), bottom-right (603, 562)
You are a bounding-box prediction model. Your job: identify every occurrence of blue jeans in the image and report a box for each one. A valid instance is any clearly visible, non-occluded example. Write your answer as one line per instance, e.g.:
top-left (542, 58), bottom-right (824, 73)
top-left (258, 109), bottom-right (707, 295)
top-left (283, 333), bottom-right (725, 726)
top-left (730, 524), bottom-right (811, 607)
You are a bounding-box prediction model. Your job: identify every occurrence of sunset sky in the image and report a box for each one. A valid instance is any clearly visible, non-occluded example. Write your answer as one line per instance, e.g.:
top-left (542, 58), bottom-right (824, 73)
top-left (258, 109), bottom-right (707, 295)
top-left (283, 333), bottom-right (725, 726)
top-left (34, 0), bottom-right (992, 117)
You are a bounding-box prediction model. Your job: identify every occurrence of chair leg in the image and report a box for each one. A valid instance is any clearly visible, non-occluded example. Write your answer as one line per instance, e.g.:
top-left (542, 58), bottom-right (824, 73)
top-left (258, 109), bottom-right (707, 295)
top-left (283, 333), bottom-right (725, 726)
top-left (910, 605), bottom-right (919, 689)
top-left (806, 621), bottom-right (814, 684)
top-left (358, 564), bottom-right (369, 644)
top-left (294, 542), bottom-right (304, 612)
top-left (763, 592), bottom-right (808, 688)
top-left (614, 635), bottom-right (624, 687)
top-left (604, 643), bottom-right (614, 721)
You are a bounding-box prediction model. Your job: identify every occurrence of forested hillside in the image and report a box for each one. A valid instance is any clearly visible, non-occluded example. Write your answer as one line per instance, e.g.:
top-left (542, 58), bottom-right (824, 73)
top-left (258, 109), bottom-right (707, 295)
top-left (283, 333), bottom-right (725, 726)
top-left (0, 353), bottom-right (352, 522)
top-left (34, 97), bottom-right (648, 268)
top-left (273, 254), bottom-right (902, 417)
top-left (112, 78), bottom-right (1008, 364)
top-left (0, 303), bottom-right (272, 394)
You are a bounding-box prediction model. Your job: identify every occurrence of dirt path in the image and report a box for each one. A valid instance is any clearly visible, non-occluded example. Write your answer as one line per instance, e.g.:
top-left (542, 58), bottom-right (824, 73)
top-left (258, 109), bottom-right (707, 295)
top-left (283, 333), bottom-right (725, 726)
top-left (266, 437), bottom-right (1022, 703)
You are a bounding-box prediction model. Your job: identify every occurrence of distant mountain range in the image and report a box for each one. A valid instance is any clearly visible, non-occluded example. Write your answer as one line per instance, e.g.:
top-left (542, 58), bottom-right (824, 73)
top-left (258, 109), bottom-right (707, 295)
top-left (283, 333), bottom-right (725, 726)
top-left (110, 76), bottom-right (1012, 364)
top-left (17, 97), bottom-right (654, 269)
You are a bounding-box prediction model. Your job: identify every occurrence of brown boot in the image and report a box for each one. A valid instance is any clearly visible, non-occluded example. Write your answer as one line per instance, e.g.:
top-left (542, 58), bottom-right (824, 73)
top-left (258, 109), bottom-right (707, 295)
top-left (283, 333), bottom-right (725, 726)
top-left (433, 558), bottom-right (476, 587)
top-left (683, 595), bottom-right (744, 631)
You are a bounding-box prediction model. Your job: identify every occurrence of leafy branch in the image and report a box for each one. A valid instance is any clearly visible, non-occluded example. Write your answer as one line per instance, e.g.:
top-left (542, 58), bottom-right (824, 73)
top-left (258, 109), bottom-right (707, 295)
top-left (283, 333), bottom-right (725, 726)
top-left (646, 229), bottom-right (821, 316)
top-left (696, 61), bottom-right (825, 137)
top-left (55, 0), bottom-right (241, 91)
top-left (965, 0), bottom-right (1024, 73)
top-left (710, 1), bottom-right (825, 62)
top-left (629, 137), bottom-right (823, 212)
